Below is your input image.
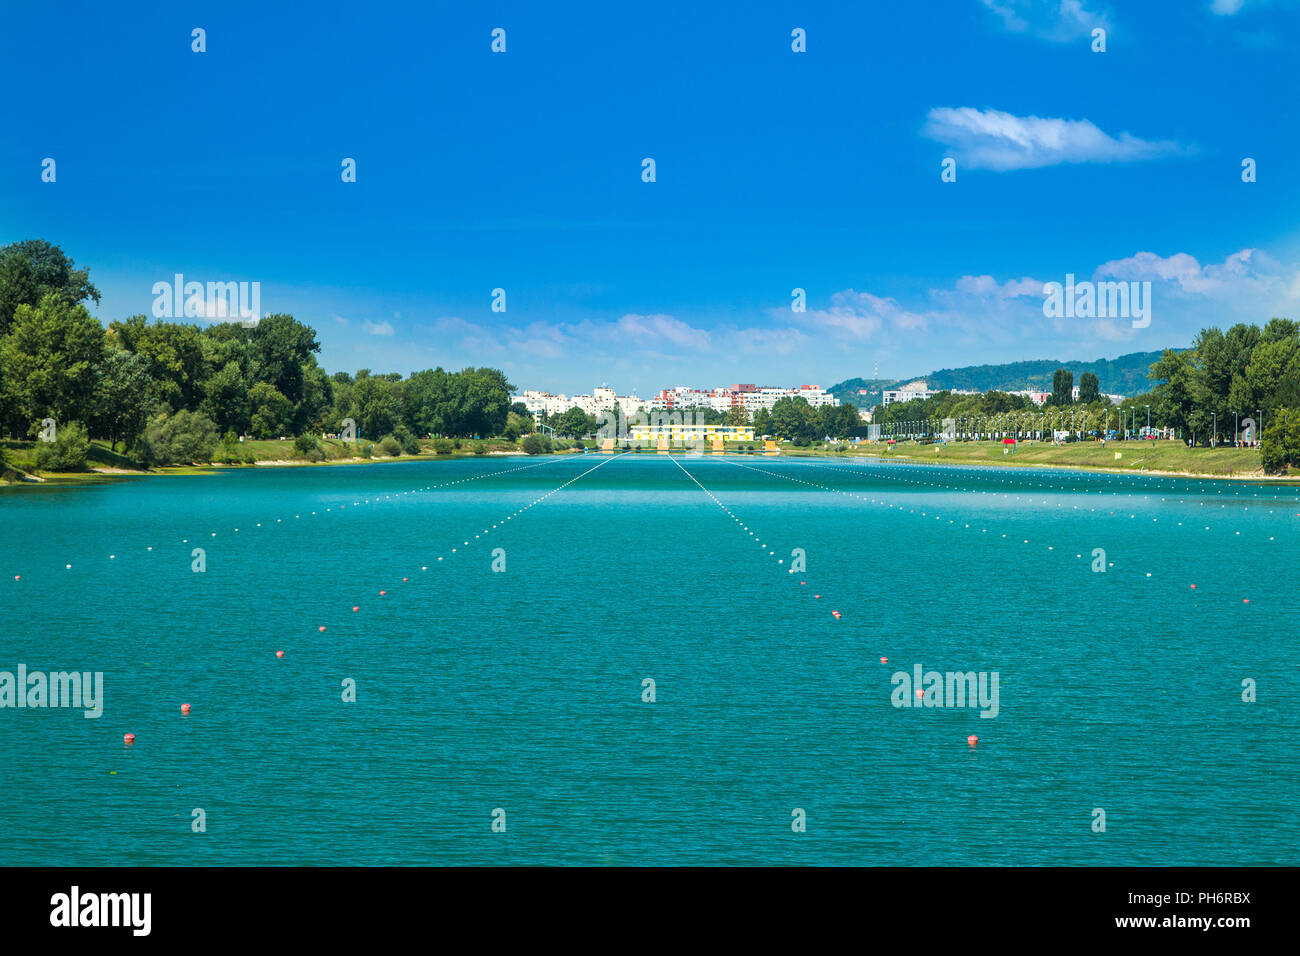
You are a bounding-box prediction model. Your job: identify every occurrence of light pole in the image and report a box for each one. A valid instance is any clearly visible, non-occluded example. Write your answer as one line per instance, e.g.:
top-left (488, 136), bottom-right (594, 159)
top-left (1145, 404), bottom-right (1151, 439)
top-left (1257, 409), bottom-right (1262, 447)
top-left (1234, 411), bottom-right (1238, 446)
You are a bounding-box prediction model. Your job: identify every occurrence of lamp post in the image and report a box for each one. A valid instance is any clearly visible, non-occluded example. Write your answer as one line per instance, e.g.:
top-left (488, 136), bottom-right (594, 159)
top-left (1257, 409), bottom-right (1262, 447)
top-left (1145, 404), bottom-right (1151, 439)
top-left (1234, 411), bottom-right (1238, 446)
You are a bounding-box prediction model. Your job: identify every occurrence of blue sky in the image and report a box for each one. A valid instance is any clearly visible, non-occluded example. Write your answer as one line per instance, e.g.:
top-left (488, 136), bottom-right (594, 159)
top-left (3, 0), bottom-right (1298, 394)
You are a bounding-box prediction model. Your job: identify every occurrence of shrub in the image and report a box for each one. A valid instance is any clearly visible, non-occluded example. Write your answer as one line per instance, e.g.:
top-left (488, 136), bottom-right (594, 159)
top-left (521, 433), bottom-right (551, 455)
top-left (391, 423), bottom-right (421, 455)
top-left (433, 438), bottom-right (454, 455)
top-left (294, 433), bottom-right (323, 459)
top-left (379, 435), bottom-right (402, 456)
top-left (218, 430), bottom-right (243, 464)
top-left (135, 411), bottom-right (217, 466)
top-left (34, 421), bottom-right (90, 471)
top-left (473, 442), bottom-right (487, 455)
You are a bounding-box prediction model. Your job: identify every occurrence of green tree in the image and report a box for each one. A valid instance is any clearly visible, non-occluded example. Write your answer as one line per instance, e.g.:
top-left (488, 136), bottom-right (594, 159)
top-left (1, 293), bottom-right (106, 436)
top-left (1051, 368), bottom-right (1074, 406)
top-left (769, 396), bottom-right (817, 443)
top-left (1077, 371), bottom-right (1100, 404)
top-left (0, 240), bottom-right (100, 335)
top-left (1261, 407), bottom-right (1300, 474)
top-left (201, 360), bottom-right (250, 435)
top-left (503, 410), bottom-right (533, 441)
top-left (247, 382), bottom-right (294, 439)
top-left (725, 405), bottom-right (750, 427)
top-left (349, 372), bottom-right (402, 439)
top-left (92, 348), bottom-right (154, 451)
top-left (108, 315), bottom-right (207, 411)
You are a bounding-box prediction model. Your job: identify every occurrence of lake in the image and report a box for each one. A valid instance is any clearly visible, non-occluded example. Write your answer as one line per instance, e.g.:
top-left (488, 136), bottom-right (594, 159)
top-left (1, 453), bottom-right (1296, 865)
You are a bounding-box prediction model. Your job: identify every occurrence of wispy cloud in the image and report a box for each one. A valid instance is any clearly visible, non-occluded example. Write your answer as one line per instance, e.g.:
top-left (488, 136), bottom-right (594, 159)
top-left (978, 0), bottom-right (1110, 41)
top-left (362, 319), bottom-right (394, 336)
top-left (922, 106), bottom-right (1184, 171)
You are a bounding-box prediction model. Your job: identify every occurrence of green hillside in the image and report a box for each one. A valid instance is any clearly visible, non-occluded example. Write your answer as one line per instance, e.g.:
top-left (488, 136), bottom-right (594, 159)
top-left (830, 351), bottom-right (1173, 407)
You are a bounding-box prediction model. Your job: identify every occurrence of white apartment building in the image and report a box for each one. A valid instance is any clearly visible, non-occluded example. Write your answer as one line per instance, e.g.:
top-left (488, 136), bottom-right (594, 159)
top-left (518, 387), bottom-right (649, 422)
top-left (650, 383), bottom-right (838, 412)
top-left (880, 381), bottom-right (980, 406)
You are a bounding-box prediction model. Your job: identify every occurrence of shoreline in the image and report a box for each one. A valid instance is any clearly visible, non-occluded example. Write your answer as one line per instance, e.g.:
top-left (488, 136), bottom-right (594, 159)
top-left (1, 447), bottom-right (542, 488)
top-left (843, 451), bottom-right (1294, 482)
top-left (4, 443), bottom-right (1295, 488)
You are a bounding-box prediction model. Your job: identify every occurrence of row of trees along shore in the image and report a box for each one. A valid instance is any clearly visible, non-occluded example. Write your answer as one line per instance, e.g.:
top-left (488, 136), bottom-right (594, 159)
top-left (1, 240), bottom-right (1298, 473)
top-left (869, 324), bottom-right (1300, 473)
top-left (0, 241), bottom-right (521, 469)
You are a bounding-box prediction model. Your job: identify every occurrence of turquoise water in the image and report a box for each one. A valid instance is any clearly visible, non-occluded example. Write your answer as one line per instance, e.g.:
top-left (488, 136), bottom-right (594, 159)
top-left (1, 453), bottom-right (1297, 866)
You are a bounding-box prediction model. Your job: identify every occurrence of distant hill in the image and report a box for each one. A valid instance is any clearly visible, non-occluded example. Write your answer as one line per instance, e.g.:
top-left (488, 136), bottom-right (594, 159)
top-left (827, 378), bottom-right (898, 409)
top-left (830, 351), bottom-right (1171, 408)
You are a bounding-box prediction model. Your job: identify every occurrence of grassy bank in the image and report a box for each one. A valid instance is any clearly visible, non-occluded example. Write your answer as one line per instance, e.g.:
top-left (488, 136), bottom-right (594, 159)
top-left (781, 439), bottom-right (1268, 478)
top-left (0, 436), bottom-right (548, 485)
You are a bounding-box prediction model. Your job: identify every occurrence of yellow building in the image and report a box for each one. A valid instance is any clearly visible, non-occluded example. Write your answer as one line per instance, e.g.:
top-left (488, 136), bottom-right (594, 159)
top-left (628, 423), bottom-right (755, 444)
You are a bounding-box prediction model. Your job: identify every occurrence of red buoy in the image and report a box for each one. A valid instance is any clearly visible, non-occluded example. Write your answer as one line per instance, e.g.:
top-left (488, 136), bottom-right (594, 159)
top-left (123, 733), bottom-right (135, 744)
top-left (967, 735), bottom-right (979, 747)
top-left (276, 650), bottom-right (285, 659)
top-left (180, 703), bottom-right (191, 715)
top-left (880, 657), bottom-right (888, 664)
top-left (379, 590), bottom-right (386, 596)
top-left (318, 626), bottom-right (326, 632)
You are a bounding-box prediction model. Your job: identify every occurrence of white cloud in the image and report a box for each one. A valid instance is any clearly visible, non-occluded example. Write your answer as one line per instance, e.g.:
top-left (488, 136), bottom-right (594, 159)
top-left (615, 313), bottom-right (710, 350)
top-left (954, 274), bottom-right (1046, 298)
top-left (1093, 248), bottom-right (1294, 299)
top-left (1210, 0), bottom-right (1247, 14)
top-left (923, 106), bottom-right (1184, 171)
top-left (796, 289), bottom-right (929, 341)
top-left (362, 319), bottom-right (394, 336)
top-left (979, 0), bottom-right (1110, 41)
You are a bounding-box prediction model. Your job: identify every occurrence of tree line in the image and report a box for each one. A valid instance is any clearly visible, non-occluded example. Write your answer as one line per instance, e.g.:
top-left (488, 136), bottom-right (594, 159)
top-left (0, 240), bottom-right (516, 466)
